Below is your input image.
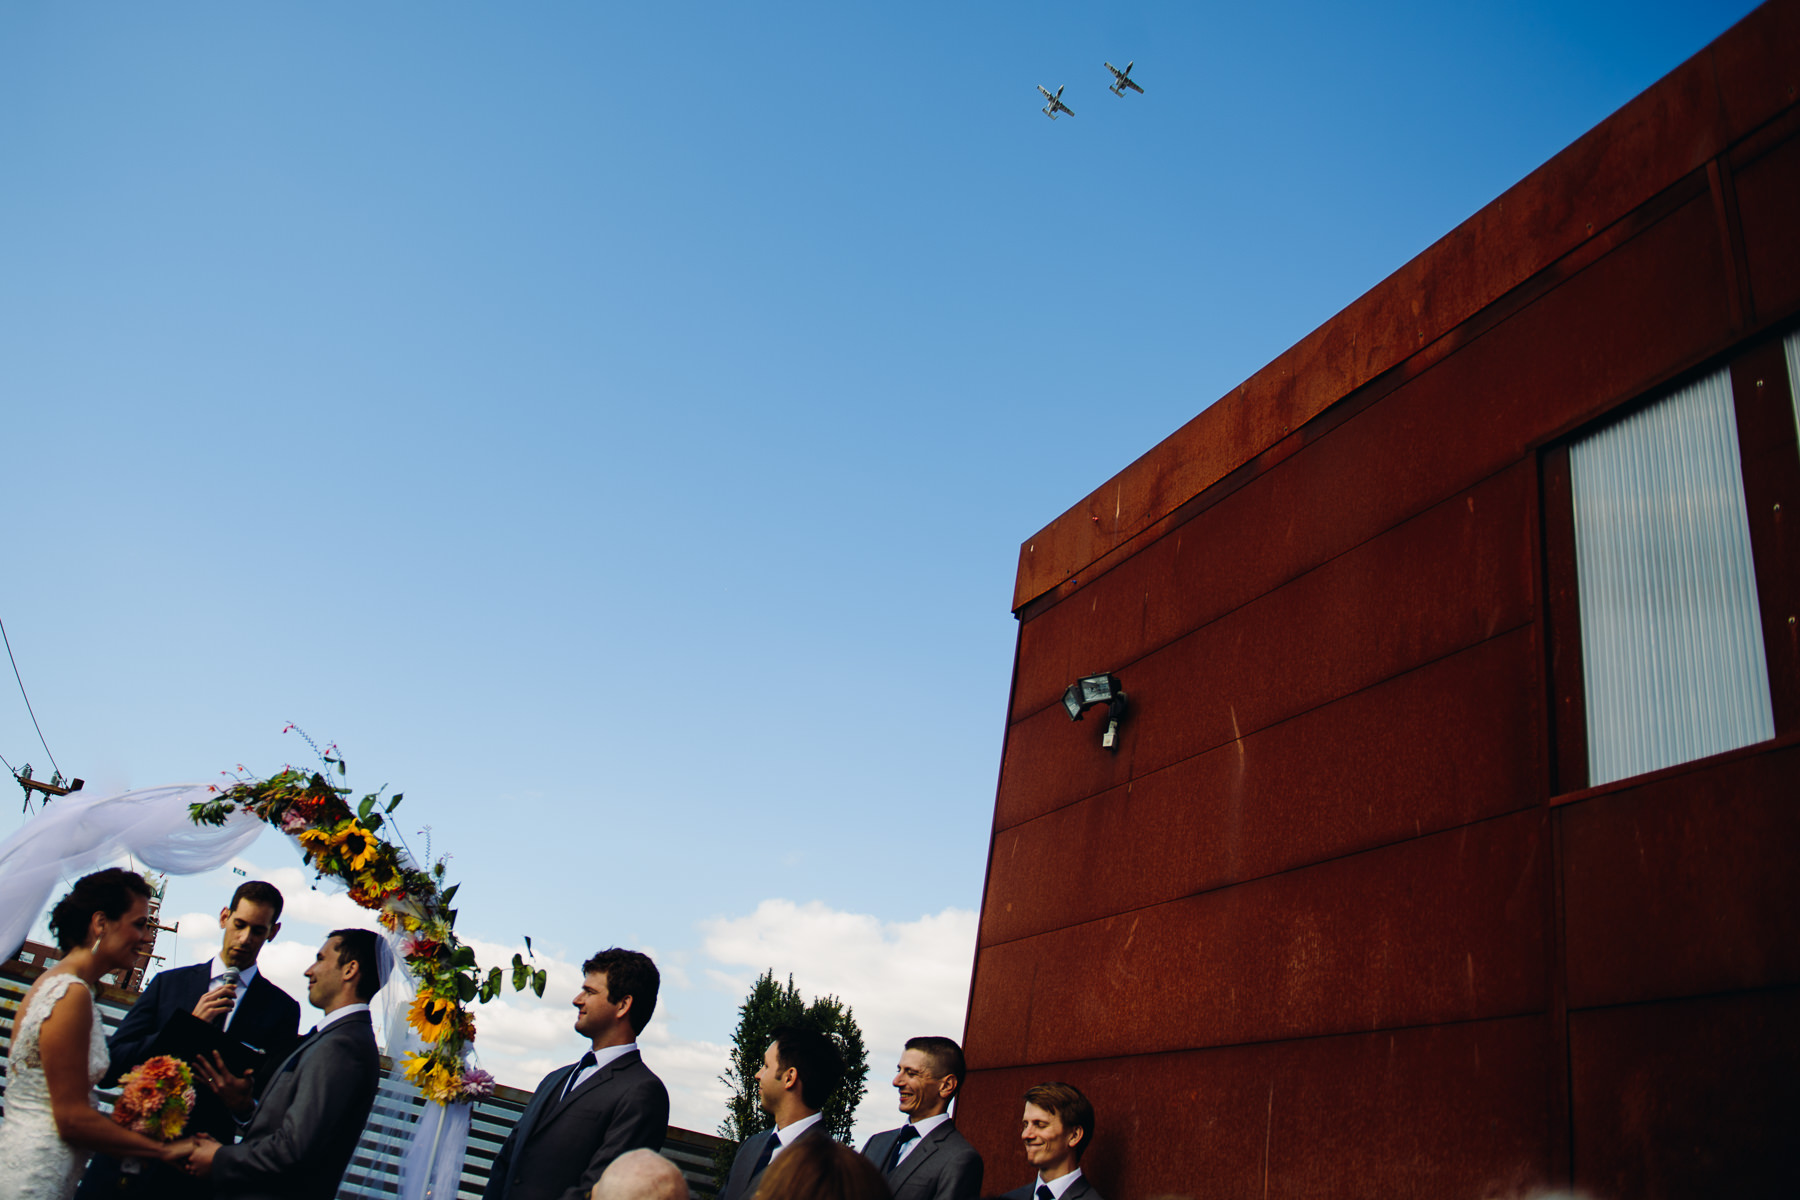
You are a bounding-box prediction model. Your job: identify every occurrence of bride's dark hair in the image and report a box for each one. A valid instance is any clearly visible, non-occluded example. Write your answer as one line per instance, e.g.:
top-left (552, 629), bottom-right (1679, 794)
top-left (49, 869), bottom-right (154, 952)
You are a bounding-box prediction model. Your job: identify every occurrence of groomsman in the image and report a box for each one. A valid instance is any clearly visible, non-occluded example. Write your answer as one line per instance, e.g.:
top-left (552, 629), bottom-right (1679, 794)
top-left (483, 948), bottom-right (670, 1200)
top-left (860, 1036), bottom-right (982, 1200)
top-left (186, 928), bottom-right (383, 1199)
top-left (77, 880), bottom-right (301, 1199)
top-left (1001, 1082), bottom-right (1102, 1200)
top-left (717, 1026), bottom-right (845, 1200)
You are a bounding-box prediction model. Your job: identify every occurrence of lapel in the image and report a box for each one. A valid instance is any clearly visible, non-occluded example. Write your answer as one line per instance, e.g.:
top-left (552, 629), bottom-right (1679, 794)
top-left (169, 961), bottom-right (210, 1017)
top-left (527, 1049), bottom-right (634, 1142)
top-left (887, 1121), bottom-right (948, 1188)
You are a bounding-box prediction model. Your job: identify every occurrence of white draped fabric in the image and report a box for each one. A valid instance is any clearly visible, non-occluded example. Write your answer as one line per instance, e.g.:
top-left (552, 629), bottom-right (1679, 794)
top-left (0, 784), bottom-right (464, 1200)
top-left (0, 784), bottom-right (261, 960)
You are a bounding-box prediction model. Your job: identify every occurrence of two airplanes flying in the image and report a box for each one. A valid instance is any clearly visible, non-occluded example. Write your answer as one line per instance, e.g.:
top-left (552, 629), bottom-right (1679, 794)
top-left (1038, 61), bottom-right (1142, 120)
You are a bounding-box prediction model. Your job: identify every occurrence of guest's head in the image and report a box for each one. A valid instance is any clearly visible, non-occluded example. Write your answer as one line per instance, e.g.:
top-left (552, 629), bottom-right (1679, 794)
top-left (218, 879), bottom-right (284, 969)
top-left (1020, 1081), bottom-right (1094, 1179)
top-left (49, 869), bottom-right (155, 971)
top-left (576, 948), bottom-right (660, 1046)
top-left (590, 1148), bottom-right (689, 1200)
top-left (893, 1036), bottom-right (964, 1121)
top-left (757, 1026), bottom-right (844, 1120)
top-left (306, 928), bottom-right (381, 1010)
top-left (750, 1134), bottom-right (889, 1200)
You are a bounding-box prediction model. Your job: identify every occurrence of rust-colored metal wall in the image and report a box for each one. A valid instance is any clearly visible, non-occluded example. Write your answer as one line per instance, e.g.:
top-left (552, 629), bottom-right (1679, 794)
top-left (964, 3), bottom-right (1800, 1196)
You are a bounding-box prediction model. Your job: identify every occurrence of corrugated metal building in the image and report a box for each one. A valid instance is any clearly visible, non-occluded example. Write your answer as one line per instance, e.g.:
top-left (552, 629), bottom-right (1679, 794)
top-left (960, 2), bottom-right (1800, 1196)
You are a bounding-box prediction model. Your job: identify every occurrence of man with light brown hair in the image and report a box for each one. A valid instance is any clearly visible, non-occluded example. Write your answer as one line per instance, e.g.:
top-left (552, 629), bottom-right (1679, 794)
top-left (1001, 1082), bottom-right (1101, 1200)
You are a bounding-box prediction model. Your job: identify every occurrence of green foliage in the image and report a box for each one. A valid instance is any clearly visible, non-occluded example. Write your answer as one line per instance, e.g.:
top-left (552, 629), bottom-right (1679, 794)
top-left (712, 970), bottom-right (869, 1183)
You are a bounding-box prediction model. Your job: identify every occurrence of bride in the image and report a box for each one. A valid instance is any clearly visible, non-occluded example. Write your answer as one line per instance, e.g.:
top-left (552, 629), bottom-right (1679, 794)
top-left (0, 868), bottom-right (200, 1199)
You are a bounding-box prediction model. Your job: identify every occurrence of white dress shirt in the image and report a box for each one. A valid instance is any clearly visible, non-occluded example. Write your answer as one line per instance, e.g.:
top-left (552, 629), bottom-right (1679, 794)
top-left (769, 1111), bottom-right (825, 1163)
top-left (564, 1040), bottom-right (637, 1095)
top-left (1036, 1168), bottom-right (1085, 1198)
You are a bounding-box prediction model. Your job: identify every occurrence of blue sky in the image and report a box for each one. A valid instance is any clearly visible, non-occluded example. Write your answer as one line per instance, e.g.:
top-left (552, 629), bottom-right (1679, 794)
top-left (0, 0), bottom-right (1761, 1140)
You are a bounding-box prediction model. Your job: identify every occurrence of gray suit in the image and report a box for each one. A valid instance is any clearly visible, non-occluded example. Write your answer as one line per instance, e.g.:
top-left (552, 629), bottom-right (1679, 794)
top-left (861, 1121), bottom-right (983, 1200)
top-left (210, 1009), bottom-right (380, 1200)
top-left (483, 1049), bottom-right (669, 1200)
top-left (718, 1120), bottom-right (828, 1200)
top-left (1000, 1174), bottom-right (1103, 1200)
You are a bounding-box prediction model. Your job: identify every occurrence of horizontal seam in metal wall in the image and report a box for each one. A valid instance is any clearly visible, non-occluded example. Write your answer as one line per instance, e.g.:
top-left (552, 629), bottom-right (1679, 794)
top-left (1007, 456), bottom-right (1540, 730)
top-left (968, 1007), bottom-right (1561, 1073)
top-left (978, 796), bottom-right (1543, 953)
top-left (997, 612), bottom-right (1539, 839)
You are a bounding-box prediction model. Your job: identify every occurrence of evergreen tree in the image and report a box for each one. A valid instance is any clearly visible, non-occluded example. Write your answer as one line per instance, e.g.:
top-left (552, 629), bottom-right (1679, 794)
top-left (713, 969), bottom-right (869, 1182)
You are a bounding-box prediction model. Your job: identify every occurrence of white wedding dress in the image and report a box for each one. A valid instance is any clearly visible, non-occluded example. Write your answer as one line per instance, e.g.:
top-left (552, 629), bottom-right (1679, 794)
top-left (0, 974), bottom-right (109, 1200)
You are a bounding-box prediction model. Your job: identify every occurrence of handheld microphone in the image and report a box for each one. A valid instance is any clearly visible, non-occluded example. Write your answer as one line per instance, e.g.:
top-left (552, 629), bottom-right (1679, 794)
top-left (217, 966), bottom-right (242, 1026)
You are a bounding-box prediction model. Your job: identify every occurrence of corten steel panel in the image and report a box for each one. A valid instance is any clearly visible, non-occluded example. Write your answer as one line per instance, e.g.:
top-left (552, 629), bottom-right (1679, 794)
top-left (959, 1017), bottom-right (1557, 1200)
top-left (965, 810), bottom-right (1550, 1068)
top-left (1713, 0), bottom-right (1800, 154)
top-left (1012, 1), bottom-right (1798, 612)
top-left (1569, 989), bottom-right (1800, 1199)
top-left (1735, 130), bottom-right (1800, 323)
top-left (1009, 193), bottom-right (1731, 723)
top-left (995, 464), bottom-right (1538, 827)
top-left (982, 629), bottom-right (1544, 946)
top-left (1561, 742), bottom-right (1800, 1008)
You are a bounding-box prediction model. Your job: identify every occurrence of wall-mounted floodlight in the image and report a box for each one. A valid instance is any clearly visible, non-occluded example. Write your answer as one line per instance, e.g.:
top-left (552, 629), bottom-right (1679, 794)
top-left (1063, 673), bottom-right (1127, 750)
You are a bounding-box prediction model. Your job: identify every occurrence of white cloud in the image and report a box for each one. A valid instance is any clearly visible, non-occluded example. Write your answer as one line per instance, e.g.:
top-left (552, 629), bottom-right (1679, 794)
top-left (700, 900), bottom-right (977, 1145)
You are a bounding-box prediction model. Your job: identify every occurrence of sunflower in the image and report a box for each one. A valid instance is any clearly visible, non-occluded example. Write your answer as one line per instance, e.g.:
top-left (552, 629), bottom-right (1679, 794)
top-left (409, 990), bottom-right (460, 1043)
top-left (403, 1052), bottom-right (461, 1105)
top-left (332, 821), bottom-right (379, 871)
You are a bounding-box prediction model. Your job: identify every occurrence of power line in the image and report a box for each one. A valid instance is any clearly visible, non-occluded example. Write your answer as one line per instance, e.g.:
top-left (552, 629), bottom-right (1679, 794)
top-left (0, 612), bottom-right (61, 779)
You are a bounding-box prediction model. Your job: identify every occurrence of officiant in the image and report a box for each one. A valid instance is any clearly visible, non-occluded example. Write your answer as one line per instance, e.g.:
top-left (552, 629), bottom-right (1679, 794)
top-left (76, 880), bottom-right (302, 1199)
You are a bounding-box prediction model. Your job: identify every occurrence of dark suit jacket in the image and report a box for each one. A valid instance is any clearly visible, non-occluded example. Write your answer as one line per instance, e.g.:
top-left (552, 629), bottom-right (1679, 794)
top-left (77, 960), bottom-right (302, 1200)
top-left (1000, 1173), bottom-right (1102, 1200)
top-left (483, 1048), bottom-right (670, 1200)
top-left (718, 1119), bottom-right (829, 1200)
top-left (210, 1008), bottom-right (381, 1200)
top-left (861, 1120), bottom-right (983, 1200)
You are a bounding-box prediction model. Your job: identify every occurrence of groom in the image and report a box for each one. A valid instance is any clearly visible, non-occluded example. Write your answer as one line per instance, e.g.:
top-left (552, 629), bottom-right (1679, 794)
top-left (185, 928), bottom-right (382, 1199)
top-left (77, 880), bottom-right (301, 1199)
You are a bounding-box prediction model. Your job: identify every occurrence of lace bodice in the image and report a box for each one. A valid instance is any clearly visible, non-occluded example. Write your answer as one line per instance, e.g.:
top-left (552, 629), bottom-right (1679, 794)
top-left (0, 972), bottom-right (110, 1200)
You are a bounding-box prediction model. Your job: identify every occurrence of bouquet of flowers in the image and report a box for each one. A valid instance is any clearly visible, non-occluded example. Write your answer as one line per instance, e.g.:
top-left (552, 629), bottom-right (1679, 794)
top-left (111, 1055), bottom-right (196, 1141)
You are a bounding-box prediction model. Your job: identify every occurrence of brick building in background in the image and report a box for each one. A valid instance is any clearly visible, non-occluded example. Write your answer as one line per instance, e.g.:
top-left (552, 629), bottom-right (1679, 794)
top-left (959, 3), bottom-right (1800, 1196)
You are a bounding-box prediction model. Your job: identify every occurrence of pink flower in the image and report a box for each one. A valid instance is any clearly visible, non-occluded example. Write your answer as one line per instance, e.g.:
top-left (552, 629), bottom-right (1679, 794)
top-left (460, 1068), bottom-right (496, 1099)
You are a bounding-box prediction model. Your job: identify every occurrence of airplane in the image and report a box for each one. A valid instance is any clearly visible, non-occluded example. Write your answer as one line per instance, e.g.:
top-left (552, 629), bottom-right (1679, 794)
top-left (1106, 61), bottom-right (1143, 96)
top-left (1038, 84), bottom-right (1074, 119)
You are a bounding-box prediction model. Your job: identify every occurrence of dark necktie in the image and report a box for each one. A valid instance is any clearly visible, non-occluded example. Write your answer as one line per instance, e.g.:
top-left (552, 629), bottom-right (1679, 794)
top-left (1037, 1187), bottom-right (1054, 1200)
top-left (278, 1027), bottom-right (319, 1074)
top-left (563, 1051), bottom-right (597, 1100)
top-left (884, 1125), bottom-right (919, 1173)
top-left (749, 1130), bottom-right (781, 1181)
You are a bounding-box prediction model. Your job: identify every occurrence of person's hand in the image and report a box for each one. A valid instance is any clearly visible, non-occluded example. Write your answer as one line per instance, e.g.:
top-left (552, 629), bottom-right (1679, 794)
top-left (193, 1050), bottom-right (255, 1116)
top-left (184, 1136), bottom-right (220, 1178)
top-left (157, 1137), bottom-right (197, 1166)
top-left (192, 982), bottom-right (237, 1024)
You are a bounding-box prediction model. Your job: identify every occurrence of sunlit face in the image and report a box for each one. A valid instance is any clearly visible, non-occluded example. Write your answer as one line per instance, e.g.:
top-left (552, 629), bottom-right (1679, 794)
top-left (1021, 1102), bottom-right (1081, 1176)
top-left (755, 1041), bottom-right (792, 1115)
top-left (94, 895), bottom-right (155, 974)
top-left (303, 937), bottom-right (349, 1010)
top-left (893, 1049), bottom-right (952, 1120)
top-left (218, 900), bottom-right (280, 969)
top-left (573, 971), bottom-right (629, 1042)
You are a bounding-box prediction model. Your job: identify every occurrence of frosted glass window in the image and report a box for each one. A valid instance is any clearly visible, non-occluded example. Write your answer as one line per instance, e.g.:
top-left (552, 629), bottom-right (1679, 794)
top-left (1569, 368), bottom-right (1774, 785)
top-left (1787, 329), bottom-right (1800, 448)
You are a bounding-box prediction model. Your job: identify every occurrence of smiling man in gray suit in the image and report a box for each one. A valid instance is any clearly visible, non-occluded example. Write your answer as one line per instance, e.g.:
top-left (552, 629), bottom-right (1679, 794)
top-left (861, 1036), bottom-right (982, 1200)
top-left (185, 928), bottom-right (383, 1199)
top-left (483, 948), bottom-right (670, 1200)
top-left (1000, 1082), bottom-right (1102, 1200)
